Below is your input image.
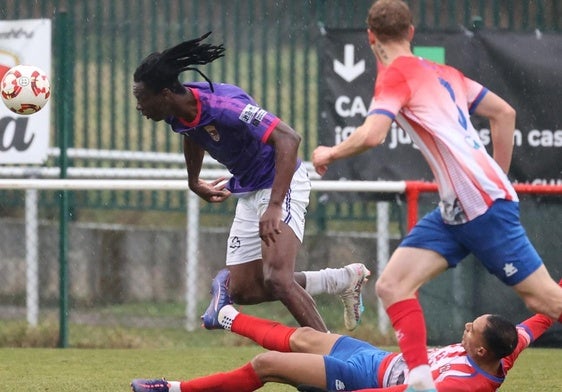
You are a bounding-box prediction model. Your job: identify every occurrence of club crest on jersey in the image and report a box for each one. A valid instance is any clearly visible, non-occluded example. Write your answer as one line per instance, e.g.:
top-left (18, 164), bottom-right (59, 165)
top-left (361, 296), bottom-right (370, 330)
top-left (239, 103), bottom-right (267, 126)
top-left (204, 125), bottom-right (220, 142)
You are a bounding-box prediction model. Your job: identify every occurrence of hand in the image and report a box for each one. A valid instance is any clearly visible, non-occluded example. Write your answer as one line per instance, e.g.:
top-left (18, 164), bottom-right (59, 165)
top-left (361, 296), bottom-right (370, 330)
top-left (312, 145), bottom-right (333, 176)
top-left (259, 205), bottom-right (282, 247)
top-left (191, 177), bottom-right (231, 203)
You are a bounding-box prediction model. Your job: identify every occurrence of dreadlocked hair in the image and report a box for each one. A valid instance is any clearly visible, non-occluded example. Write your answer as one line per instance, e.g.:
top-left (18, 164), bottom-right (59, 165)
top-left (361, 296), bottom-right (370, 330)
top-left (134, 31), bottom-right (225, 93)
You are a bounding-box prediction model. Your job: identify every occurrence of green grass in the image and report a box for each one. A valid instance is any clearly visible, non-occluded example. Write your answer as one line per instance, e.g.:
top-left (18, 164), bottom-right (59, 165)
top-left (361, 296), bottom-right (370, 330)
top-left (1, 346), bottom-right (559, 391)
top-left (1, 299), bottom-right (560, 390)
top-left (0, 296), bottom-right (395, 349)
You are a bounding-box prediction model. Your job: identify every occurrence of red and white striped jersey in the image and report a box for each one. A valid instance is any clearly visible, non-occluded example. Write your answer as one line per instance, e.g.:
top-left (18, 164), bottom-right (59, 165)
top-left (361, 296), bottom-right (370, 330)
top-left (369, 56), bottom-right (518, 224)
top-left (376, 314), bottom-right (554, 391)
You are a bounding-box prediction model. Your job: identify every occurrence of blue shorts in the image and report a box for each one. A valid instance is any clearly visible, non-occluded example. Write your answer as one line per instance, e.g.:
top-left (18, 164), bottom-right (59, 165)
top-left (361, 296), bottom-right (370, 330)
top-left (400, 199), bottom-right (542, 285)
top-left (324, 336), bottom-right (391, 391)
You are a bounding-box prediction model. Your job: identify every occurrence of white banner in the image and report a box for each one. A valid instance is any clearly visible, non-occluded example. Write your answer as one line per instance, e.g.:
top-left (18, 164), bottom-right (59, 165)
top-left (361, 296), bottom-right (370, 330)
top-left (0, 19), bottom-right (52, 164)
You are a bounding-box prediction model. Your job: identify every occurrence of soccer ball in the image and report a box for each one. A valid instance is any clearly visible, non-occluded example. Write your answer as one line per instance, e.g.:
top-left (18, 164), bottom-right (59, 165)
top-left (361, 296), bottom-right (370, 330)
top-left (1, 65), bottom-right (51, 115)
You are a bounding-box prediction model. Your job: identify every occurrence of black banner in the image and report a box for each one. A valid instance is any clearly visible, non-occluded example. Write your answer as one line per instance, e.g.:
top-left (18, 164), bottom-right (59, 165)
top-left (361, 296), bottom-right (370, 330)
top-left (320, 29), bottom-right (562, 186)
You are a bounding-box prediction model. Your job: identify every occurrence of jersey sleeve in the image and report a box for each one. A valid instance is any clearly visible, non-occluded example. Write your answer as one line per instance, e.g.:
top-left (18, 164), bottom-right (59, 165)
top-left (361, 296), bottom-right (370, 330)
top-left (462, 75), bottom-right (488, 115)
top-left (234, 102), bottom-right (280, 143)
top-left (501, 314), bottom-right (555, 373)
top-left (368, 66), bottom-right (411, 119)
top-left (208, 88), bottom-right (281, 144)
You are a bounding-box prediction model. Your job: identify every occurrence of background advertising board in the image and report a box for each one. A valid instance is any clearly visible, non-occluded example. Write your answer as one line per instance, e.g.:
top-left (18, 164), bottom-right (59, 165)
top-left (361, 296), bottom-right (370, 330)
top-left (320, 29), bottom-right (562, 187)
top-left (0, 19), bottom-right (52, 164)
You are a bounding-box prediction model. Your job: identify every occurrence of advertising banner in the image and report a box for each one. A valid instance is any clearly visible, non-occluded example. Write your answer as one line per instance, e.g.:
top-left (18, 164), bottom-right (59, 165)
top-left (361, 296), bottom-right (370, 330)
top-left (0, 19), bottom-right (52, 164)
top-left (320, 29), bottom-right (562, 186)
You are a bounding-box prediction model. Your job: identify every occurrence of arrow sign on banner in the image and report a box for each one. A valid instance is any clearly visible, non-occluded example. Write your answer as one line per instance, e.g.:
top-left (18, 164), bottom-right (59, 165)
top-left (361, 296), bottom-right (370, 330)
top-left (334, 44), bottom-right (365, 82)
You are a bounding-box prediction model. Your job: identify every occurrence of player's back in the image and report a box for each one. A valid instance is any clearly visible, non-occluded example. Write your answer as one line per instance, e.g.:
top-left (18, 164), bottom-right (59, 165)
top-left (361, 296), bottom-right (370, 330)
top-left (379, 56), bottom-right (517, 222)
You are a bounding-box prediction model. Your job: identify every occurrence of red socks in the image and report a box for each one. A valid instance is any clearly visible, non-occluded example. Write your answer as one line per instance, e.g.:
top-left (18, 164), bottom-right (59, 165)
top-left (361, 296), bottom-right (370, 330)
top-left (231, 313), bottom-right (296, 352)
top-left (180, 362), bottom-right (262, 392)
top-left (178, 314), bottom-right (296, 391)
top-left (386, 298), bottom-right (429, 369)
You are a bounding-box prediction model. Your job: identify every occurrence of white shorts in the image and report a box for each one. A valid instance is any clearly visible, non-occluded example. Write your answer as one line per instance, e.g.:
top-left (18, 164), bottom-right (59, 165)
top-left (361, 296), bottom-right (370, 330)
top-left (225, 164), bottom-right (310, 266)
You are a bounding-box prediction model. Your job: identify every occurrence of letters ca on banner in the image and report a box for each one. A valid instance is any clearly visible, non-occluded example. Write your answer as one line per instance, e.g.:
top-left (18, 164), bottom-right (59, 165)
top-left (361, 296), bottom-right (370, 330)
top-left (0, 19), bottom-right (52, 164)
top-left (321, 29), bottom-right (562, 185)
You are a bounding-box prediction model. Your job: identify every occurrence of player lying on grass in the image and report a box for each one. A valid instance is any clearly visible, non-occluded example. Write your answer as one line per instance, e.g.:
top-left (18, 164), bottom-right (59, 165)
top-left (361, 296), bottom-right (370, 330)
top-left (131, 279), bottom-right (561, 392)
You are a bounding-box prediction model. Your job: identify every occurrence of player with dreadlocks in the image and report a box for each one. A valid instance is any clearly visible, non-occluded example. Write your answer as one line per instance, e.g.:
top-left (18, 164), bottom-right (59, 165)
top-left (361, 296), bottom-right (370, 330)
top-left (133, 32), bottom-right (371, 336)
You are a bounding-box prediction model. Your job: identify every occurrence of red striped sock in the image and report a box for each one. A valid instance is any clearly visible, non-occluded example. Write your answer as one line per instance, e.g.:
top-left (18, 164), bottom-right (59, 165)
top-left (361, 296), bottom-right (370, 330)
top-left (180, 362), bottom-right (262, 392)
top-left (231, 313), bottom-right (296, 352)
top-left (386, 298), bottom-right (429, 369)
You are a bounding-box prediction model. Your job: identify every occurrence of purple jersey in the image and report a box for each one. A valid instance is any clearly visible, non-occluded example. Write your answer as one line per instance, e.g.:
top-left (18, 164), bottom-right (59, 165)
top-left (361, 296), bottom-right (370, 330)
top-left (166, 82), bottom-right (296, 194)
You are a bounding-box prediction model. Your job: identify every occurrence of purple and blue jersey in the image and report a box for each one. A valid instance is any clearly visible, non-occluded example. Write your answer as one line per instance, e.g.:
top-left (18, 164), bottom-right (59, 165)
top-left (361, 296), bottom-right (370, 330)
top-left (166, 82), bottom-right (297, 194)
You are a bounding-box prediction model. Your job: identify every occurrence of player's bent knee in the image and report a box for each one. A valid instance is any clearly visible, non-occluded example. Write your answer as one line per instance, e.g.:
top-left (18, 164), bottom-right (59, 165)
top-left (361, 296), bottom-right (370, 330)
top-left (263, 275), bottom-right (293, 299)
top-left (290, 327), bottom-right (317, 351)
top-left (375, 276), bottom-right (394, 300)
top-left (251, 351), bottom-right (284, 379)
top-left (522, 294), bottom-right (562, 320)
top-left (229, 284), bottom-right (271, 304)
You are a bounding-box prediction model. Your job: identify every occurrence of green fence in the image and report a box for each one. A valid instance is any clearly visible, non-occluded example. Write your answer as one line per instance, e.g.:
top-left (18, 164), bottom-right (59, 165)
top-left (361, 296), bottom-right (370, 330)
top-left (1, 0), bottom-right (561, 217)
top-left (2, 0), bottom-right (560, 174)
top-left (2, 0), bottom-right (556, 156)
top-left (1, 0), bottom-right (561, 220)
top-left (1, 0), bottom-right (561, 348)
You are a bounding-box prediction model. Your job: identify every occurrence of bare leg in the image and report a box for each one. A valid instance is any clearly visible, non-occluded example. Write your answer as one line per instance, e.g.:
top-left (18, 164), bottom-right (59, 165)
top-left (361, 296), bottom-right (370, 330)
top-left (229, 260), bottom-right (276, 304)
top-left (294, 271), bottom-right (306, 288)
top-left (375, 247), bottom-right (447, 391)
top-left (252, 351), bottom-right (328, 388)
top-left (513, 265), bottom-right (562, 320)
top-left (226, 223), bottom-right (327, 331)
top-left (243, 317), bottom-right (345, 387)
top-left (260, 222), bottom-right (327, 331)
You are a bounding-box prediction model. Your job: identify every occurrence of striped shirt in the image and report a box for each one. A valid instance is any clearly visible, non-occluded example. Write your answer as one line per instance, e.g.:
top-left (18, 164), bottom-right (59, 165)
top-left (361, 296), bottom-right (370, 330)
top-left (369, 56), bottom-right (518, 224)
top-left (377, 314), bottom-right (554, 391)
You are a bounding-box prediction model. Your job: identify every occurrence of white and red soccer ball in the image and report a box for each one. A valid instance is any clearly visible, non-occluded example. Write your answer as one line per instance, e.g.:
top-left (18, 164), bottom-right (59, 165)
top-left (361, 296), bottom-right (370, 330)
top-left (1, 64), bottom-right (50, 115)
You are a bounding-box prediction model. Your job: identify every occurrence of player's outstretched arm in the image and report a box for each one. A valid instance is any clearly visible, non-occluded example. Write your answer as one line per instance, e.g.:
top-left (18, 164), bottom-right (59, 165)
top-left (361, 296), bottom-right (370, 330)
top-left (312, 113), bottom-right (392, 176)
top-left (472, 90), bottom-right (516, 174)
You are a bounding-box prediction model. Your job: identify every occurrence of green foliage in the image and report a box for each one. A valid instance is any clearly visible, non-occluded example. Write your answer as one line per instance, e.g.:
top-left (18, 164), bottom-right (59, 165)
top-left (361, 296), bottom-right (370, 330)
top-left (0, 320), bottom-right (59, 348)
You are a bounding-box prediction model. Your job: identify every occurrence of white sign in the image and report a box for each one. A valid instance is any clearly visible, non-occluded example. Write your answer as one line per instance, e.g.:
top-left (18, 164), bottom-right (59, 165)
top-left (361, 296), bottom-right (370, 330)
top-left (0, 19), bottom-right (52, 164)
top-left (333, 44), bottom-right (365, 83)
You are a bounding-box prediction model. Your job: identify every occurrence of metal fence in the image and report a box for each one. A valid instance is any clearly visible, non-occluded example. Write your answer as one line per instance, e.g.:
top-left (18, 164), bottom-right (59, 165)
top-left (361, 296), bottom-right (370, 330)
top-left (1, 0), bottom-right (560, 214)
top-left (2, 0), bottom-right (559, 155)
top-left (1, 0), bottom-right (561, 347)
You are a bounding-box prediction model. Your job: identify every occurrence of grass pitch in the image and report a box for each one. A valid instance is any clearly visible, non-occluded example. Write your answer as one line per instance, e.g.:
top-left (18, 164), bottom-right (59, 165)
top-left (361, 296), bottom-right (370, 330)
top-left (1, 297), bottom-right (559, 390)
top-left (1, 345), bottom-right (559, 391)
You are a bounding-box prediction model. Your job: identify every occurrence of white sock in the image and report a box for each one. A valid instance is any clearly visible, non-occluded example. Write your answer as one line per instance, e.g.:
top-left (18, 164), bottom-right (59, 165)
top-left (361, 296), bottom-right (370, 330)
top-left (303, 267), bottom-right (350, 295)
top-left (217, 304), bottom-right (239, 331)
top-left (408, 365), bottom-right (435, 390)
top-left (168, 381), bottom-right (181, 392)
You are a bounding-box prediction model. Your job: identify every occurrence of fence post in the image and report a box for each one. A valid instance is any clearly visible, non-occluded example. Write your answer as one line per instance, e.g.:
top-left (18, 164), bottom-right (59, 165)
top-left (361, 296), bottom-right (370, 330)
top-left (55, 8), bottom-right (72, 348)
top-left (25, 188), bottom-right (38, 326)
top-left (185, 191), bottom-right (200, 331)
top-left (376, 201), bottom-right (390, 334)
